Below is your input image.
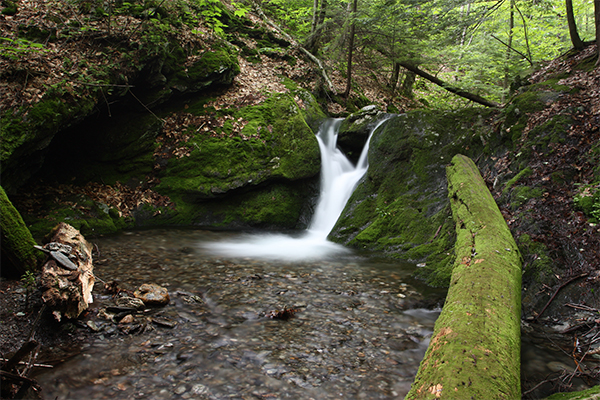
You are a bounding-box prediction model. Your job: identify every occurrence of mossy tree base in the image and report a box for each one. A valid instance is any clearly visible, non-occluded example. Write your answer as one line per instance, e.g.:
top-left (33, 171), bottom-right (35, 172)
top-left (406, 155), bottom-right (522, 399)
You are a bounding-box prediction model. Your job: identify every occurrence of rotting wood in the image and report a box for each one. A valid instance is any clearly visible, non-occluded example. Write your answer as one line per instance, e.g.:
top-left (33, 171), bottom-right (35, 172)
top-left (406, 154), bottom-right (522, 399)
top-left (39, 222), bottom-right (95, 321)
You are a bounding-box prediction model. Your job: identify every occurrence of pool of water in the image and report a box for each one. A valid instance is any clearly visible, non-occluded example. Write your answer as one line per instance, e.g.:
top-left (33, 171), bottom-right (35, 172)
top-left (34, 228), bottom-right (446, 399)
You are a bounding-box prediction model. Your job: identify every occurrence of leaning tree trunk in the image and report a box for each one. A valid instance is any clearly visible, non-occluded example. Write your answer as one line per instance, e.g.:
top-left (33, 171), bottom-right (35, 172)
top-left (398, 62), bottom-right (500, 107)
top-left (566, 0), bottom-right (585, 50)
top-left (406, 154), bottom-right (522, 399)
top-left (39, 223), bottom-right (95, 321)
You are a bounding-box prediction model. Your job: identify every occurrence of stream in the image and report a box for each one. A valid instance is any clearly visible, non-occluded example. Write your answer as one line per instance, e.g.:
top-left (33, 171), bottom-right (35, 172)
top-left (34, 228), bottom-right (445, 399)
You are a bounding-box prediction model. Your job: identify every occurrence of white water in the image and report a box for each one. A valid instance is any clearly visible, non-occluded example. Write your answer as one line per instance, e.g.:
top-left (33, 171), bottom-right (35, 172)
top-left (204, 117), bottom-right (387, 261)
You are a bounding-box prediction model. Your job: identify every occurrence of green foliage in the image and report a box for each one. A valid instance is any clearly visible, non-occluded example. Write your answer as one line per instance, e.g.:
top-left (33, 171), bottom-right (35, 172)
top-left (0, 37), bottom-right (46, 60)
top-left (574, 184), bottom-right (600, 223)
top-left (21, 270), bottom-right (36, 289)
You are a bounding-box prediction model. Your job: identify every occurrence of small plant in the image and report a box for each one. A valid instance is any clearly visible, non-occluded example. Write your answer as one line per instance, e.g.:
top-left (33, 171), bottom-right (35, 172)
top-left (376, 207), bottom-right (392, 218)
top-left (20, 270), bottom-right (36, 310)
top-left (573, 184), bottom-right (600, 222)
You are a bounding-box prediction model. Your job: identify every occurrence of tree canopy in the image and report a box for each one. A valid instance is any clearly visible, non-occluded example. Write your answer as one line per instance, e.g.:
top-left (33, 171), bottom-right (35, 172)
top-left (258, 0), bottom-right (597, 107)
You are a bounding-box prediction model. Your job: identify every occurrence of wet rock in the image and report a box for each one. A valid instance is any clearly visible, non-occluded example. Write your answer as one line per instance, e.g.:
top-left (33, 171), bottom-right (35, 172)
top-left (116, 296), bottom-right (146, 310)
top-left (119, 314), bottom-right (134, 324)
top-left (134, 283), bottom-right (170, 306)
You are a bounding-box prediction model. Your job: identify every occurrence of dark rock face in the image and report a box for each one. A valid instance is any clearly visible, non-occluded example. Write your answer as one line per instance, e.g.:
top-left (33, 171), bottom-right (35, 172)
top-left (337, 105), bottom-right (387, 163)
top-left (329, 108), bottom-right (502, 286)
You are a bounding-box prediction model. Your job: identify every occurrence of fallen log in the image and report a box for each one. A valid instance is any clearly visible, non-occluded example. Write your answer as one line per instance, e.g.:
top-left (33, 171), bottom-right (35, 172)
top-left (39, 223), bottom-right (95, 321)
top-left (406, 154), bottom-right (522, 399)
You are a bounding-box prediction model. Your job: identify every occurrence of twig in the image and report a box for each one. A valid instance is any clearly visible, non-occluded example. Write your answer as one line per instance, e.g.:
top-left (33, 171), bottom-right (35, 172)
top-left (1, 341), bottom-right (38, 373)
top-left (128, 90), bottom-right (165, 124)
top-left (535, 273), bottom-right (589, 321)
top-left (0, 359), bottom-right (52, 369)
top-left (565, 303), bottom-right (600, 313)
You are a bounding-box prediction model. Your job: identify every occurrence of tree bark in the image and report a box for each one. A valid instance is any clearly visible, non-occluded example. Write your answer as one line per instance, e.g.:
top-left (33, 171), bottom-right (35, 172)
top-left (39, 223), bottom-right (95, 321)
top-left (399, 69), bottom-right (416, 99)
top-left (343, 0), bottom-right (358, 98)
top-left (503, 0), bottom-right (515, 100)
top-left (398, 62), bottom-right (500, 107)
top-left (306, 0), bottom-right (328, 55)
top-left (596, 0), bottom-right (600, 66)
top-left (566, 0), bottom-right (585, 50)
top-left (406, 154), bottom-right (522, 399)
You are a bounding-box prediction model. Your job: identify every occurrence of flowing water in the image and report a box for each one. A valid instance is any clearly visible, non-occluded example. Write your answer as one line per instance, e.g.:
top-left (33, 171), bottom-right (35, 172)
top-left (204, 118), bottom-right (386, 261)
top-left (33, 118), bottom-right (452, 399)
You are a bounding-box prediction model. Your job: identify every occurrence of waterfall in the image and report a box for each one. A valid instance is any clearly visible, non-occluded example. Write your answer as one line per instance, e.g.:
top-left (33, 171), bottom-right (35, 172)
top-left (204, 117), bottom-right (388, 261)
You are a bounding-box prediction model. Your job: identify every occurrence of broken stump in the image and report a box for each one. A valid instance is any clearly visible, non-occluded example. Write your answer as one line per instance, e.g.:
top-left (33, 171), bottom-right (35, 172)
top-left (39, 223), bottom-right (95, 321)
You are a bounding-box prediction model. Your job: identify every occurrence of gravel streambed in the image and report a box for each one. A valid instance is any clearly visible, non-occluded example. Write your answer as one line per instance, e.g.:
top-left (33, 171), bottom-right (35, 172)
top-left (35, 228), bottom-right (445, 399)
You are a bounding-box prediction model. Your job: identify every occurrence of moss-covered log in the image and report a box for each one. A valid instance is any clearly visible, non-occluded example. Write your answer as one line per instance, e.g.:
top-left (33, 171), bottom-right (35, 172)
top-left (0, 185), bottom-right (43, 277)
top-left (406, 154), bottom-right (522, 399)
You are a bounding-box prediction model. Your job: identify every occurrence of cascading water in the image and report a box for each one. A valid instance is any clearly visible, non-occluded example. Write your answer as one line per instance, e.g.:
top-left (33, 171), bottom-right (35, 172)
top-left (205, 117), bottom-right (389, 261)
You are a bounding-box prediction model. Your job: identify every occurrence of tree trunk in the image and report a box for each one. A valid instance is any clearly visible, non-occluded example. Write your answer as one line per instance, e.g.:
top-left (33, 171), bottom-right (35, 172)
top-left (252, 0), bottom-right (337, 94)
top-left (389, 62), bottom-right (400, 95)
top-left (306, 0), bottom-right (320, 53)
top-left (566, 0), bottom-right (585, 50)
top-left (503, 0), bottom-right (515, 101)
top-left (343, 0), bottom-right (358, 98)
top-left (399, 69), bottom-right (416, 99)
top-left (596, 0), bottom-right (600, 66)
top-left (0, 186), bottom-right (42, 278)
top-left (398, 62), bottom-right (500, 107)
top-left (39, 223), bottom-right (95, 321)
top-left (406, 155), bottom-right (522, 399)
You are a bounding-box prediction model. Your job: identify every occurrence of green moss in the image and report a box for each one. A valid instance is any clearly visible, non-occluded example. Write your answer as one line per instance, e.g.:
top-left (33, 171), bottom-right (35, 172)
top-left (407, 155), bottom-right (522, 400)
top-left (503, 167), bottom-right (533, 192)
top-left (170, 44), bottom-right (239, 91)
top-left (509, 186), bottom-right (544, 210)
top-left (518, 233), bottom-right (553, 285)
top-left (0, 186), bottom-right (44, 276)
top-left (546, 385), bottom-right (600, 399)
top-left (156, 91), bottom-right (321, 200)
top-left (23, 194), bottom-right (133, 238)
top-left (1, 89), bottom-right (96, 191)
top-left (330, 108), bottom-right (498, 286)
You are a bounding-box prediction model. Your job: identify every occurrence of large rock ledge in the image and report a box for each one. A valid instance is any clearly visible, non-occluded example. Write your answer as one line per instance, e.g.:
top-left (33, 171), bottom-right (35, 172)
top-left (407, 154), bottom-right (522, 399)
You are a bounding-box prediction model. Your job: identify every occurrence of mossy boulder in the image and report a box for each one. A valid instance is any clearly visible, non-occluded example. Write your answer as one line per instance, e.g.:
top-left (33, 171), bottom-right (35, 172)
top-left (153, 90), bottom-right (324, 228)
top-left (329, 108), bottom-right (499, 286)
top-left (0, 185), bottom-right (44, 277)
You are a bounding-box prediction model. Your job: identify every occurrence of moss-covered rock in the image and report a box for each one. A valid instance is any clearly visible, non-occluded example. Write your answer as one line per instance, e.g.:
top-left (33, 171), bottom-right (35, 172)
top-left (22, 193), bottom-right (134, 239)
top-left (0, 185), bottom-right (44, 277)
top-left (329, 108), bottom-right (499, 286)
top-left (155, 91), bottom-right (322, 213)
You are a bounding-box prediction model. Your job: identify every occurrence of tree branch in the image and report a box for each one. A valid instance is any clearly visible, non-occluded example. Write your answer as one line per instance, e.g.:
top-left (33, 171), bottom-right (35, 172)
top-left (251, 1), bottom-right (337, 95)
top-left (491, 34), bottom-right (532, 66)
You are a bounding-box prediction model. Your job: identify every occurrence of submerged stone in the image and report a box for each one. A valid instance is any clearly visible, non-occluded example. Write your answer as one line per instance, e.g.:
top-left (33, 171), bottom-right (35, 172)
top-left (135, 283), bottom-right (170, 306)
